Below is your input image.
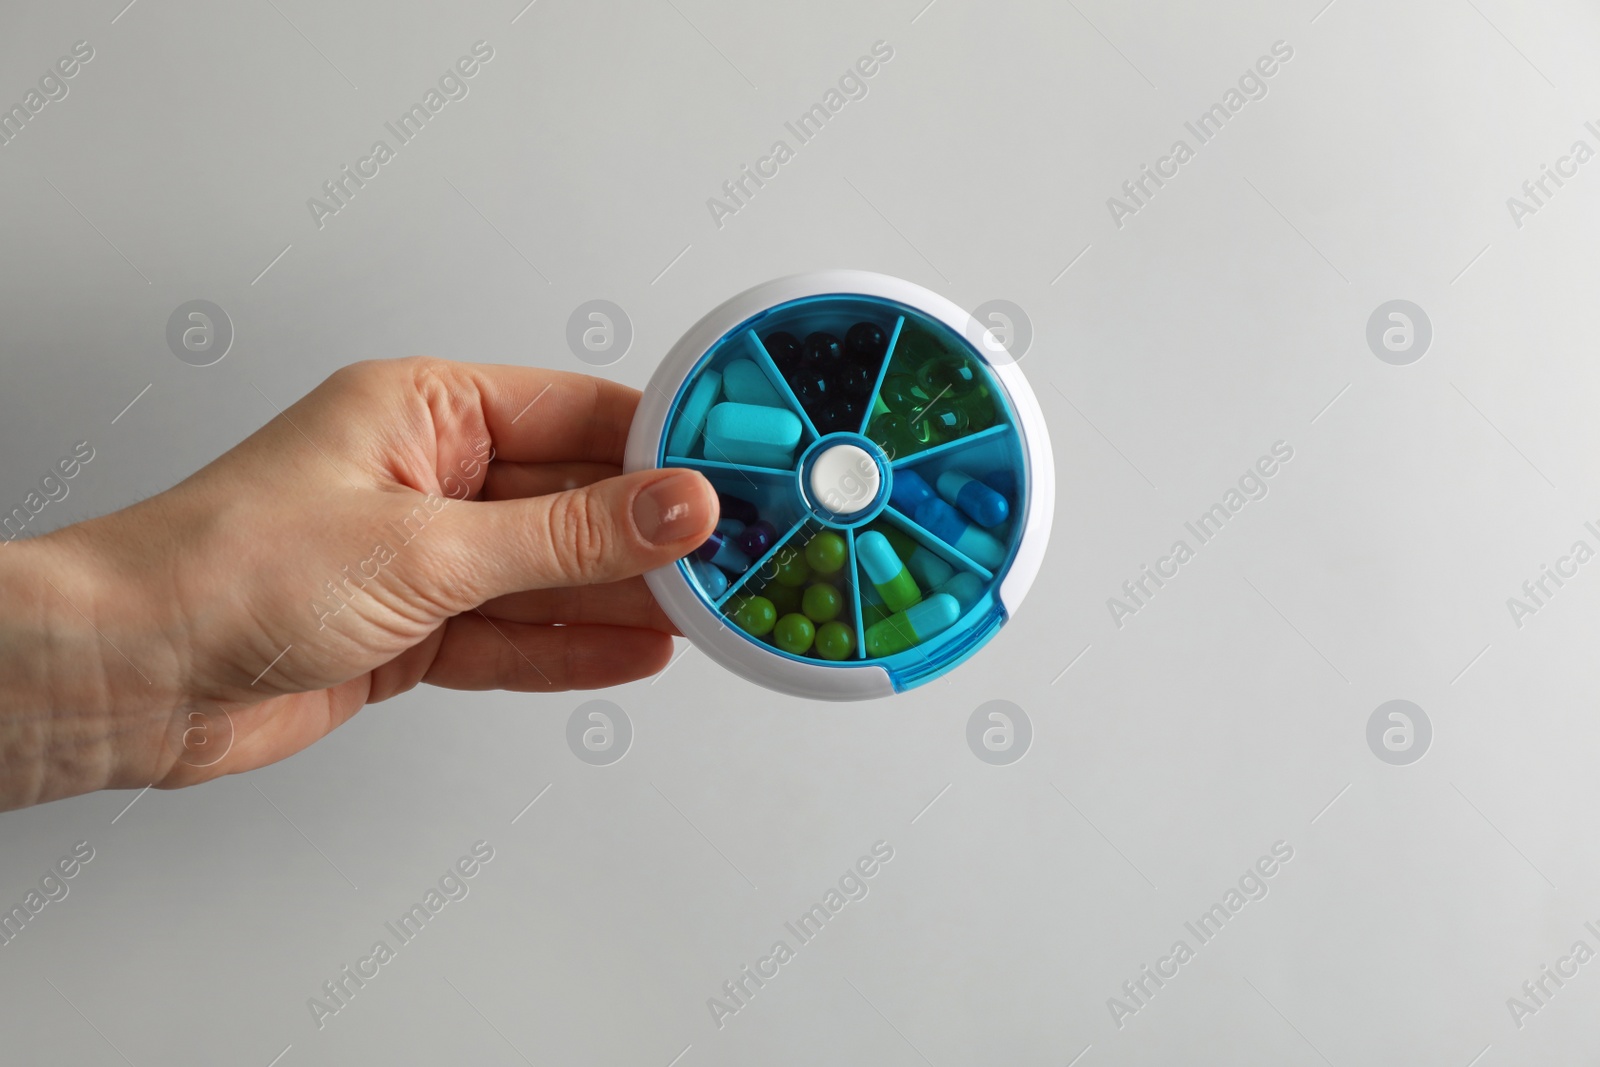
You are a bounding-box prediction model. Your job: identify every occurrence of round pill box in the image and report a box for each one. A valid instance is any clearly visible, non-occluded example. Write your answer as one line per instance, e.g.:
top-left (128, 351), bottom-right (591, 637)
top-left (624, 271), bottom-right (1053, 699)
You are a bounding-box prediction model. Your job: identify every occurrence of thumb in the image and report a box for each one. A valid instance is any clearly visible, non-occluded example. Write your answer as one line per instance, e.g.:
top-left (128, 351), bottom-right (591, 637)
top-left (448, 468), bottom-right (719, 601)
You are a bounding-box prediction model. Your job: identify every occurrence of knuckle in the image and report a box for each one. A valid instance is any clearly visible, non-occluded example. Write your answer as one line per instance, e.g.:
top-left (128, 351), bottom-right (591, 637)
top-left (544, 489), bottom-right (612, 581)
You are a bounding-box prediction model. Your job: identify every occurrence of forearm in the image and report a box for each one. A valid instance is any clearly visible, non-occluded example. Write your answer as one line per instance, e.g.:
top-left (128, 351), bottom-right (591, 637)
top-left (0, 531), bottom-right (176, 811)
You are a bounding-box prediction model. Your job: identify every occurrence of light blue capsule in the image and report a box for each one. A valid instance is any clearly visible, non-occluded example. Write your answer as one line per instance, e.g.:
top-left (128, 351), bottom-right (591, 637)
top-left (666, 369), bottom-right (722, 458)
top-left (689, 559), bottom-right (729, 599)
top-left (721, 359), bottom-right (785, 407)
top-left (704, 402), bottom-right (802, 468)
top-left (856, 530), bottom-right (902, 585)
top-left (906, 546), bottom-right (954, 591)
top-left (904, 593), bottom-right (961, 638)
top-left (940, 572), bottom-right (984, 610)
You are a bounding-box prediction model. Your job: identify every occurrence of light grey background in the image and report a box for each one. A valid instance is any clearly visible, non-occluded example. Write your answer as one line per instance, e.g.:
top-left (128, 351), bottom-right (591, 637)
top-left (2, 0), bottom-right (1598, 1063)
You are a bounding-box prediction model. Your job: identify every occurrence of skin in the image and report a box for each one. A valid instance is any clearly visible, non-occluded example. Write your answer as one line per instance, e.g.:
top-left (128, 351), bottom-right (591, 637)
top-left (0, 358), bottom-right (718, 812)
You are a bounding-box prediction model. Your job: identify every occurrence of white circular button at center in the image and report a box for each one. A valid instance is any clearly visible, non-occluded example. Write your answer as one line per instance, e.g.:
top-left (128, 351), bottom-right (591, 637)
top-left (808, 443), bottom-right (881, 517)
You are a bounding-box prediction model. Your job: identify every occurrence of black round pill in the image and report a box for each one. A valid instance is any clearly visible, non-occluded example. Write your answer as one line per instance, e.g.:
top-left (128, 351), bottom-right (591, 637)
top-left (786, 370), bottom-right (826, 407)
top-left (835, 361), bottom-right (875, 398)
top-left (802, 331), bottom-right (844, 369)
top-left (845, 322), bottom-right (887, 363)
top-left (818, 397), bottom-right (862, 434)
top-left (764, 331), bottom-right (802, 371)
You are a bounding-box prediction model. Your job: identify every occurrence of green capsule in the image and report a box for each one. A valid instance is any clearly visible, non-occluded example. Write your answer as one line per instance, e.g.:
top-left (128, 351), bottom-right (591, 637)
top-left (954, 382), bottom-right (995, 432)
top-left (877, 525), bottom-right (919, 562)
top-left (915, 352), bottom-right (979, 397)
top-left (864, 594), bottom-right (960, 658)
top-left (911, 404), bottom-right (968, 446)
top-left (878, 373), bottom-right (924, 413)
top-left (869, 413), bottom-right (919, 459)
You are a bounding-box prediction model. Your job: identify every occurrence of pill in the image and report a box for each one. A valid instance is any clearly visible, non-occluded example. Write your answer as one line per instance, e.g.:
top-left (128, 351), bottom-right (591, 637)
top-left (729, 595), bottom-right (776, 636)
top-left (835, 361), bottom-right (875, 398)
top-left (722, 359), bottom-right (786, 408)
top-left (666, 369), bottom-right (722, 458)
top-left (764, 580), bottom-right (802, 617)
top-left (803, 331), bottom-right (845, 369)
top-left (980, 470), bottom-right (1016, 501)
top-left (815, 621), bottom-right (855, 660)
top-left (954, 384), bottom-right (996, 432)
top-left (763, 331), bottom-right (802, 373)
top-left (716, 518), bottom-right (746, 537)
top-left (878, 373), bottom-right (922, 413)
top-left (937, 470), bottom-right (1009, 528)
top-left (846, 321), bottom-right (888, 364)
top-left (704, 402), bottom-right (802, 468)
top-left (915, 352), bottom-right (979, 397)
top-left (906, 546), bottom-right (954, 591)
top-left (773, 613), bottom-right (815, 655)
top-left (694, 531), bottom-right (751, 574)
top-left (804, 531), bottom-right (847, 574)
top-left (785, 370), bottom-right (826, 407)
top-left (735, 519), bottom-right (778, 559)
top-left (865, 593), bottom-right (960, 658)
top-left (718, 493), bottom-right (760, 525)
top-left (772, 545), bottom-right (811, 587)
top-left (941, 572), bottom-right (984, 611)
top-left (913, 496), bottom-right (1005, 570)
top-left (889, 469), bottom-right (935, 514)
top-left (857, 530), bottom-right (922, 613)
top-left (868, 413), bottom-right (917, 459)
top-left (689, 559), bottom-right (728, 600)
top-left (879, 525), bottom-right (919, 562)
top-left (817, 396), bottom-right (863, 435)
top-left (802, 582), bottom-right (843, 623)
top-left (861, 601), bottom-right (893, 628)
top-left (910, 404), bottom-right (968, 445)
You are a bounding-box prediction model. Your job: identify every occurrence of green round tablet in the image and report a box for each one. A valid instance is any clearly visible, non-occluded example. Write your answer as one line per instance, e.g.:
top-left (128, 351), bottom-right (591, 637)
top-left (815, 621), bottom-right (855, 660)
top-left (773, 546), bottom-right (812, 587)
top-left (773, 613), bottom-right (815, 655)
top-left (802, 581), bottom-right (843, 623)
top-left (805, 532), bottom-right (847, 575)
top-left (763, 580), bottom-right (802, 618)
top-left (731, 595), bottom-right (776, 636)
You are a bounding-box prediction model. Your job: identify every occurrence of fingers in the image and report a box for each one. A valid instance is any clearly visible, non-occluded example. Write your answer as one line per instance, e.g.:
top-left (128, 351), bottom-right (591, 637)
top-left (422, 616), bottom-right (675, 691)
top-left (482, 576), bottom-right (677, 633)
top-left (439, 467), bottom-right (718, 601)
top-left (453, 363), bottom-right (642, 465)
top-left (482, 461), bottom-right (621, 501)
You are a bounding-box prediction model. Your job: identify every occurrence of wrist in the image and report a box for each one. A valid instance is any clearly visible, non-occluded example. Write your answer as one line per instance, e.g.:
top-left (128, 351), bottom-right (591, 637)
top-left (0, 527), bottom-right (182, 810)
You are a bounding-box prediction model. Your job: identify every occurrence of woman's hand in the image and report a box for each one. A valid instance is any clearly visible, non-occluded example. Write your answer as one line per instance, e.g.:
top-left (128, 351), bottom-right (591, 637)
top-left (0, 358), bottom-right (717, 811)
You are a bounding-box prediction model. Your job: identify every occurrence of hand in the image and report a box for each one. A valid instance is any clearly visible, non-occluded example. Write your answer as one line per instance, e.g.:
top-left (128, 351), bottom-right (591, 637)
top-left (0, 358), bottom-right (718, 810)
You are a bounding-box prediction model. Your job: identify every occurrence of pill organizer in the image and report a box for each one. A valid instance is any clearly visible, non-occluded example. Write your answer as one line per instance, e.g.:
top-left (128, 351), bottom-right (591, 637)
top-left (624, 271), bottom-right (1053, 700)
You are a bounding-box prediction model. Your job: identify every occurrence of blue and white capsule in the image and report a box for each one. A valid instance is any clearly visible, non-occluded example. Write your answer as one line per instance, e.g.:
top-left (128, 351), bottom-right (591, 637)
top-left (936, 470), bottom-right (1008, 528)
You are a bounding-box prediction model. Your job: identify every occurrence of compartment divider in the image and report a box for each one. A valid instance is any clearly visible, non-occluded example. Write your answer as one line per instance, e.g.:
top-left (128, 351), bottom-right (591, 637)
top-left (880, 506), bottom-right (996, 582)
top-left (746, 330), bottom-right (821, 443)
top-left (888, 423), bottom-right (1013, 470)
top-left (847, 529), bottom-right (867, 659)
top-left (712, 515), bottom-right (812, 609)
top-left (665, 455), bottom-right (794, 479)
top-left (857, 315), bottom-right (906, 435)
